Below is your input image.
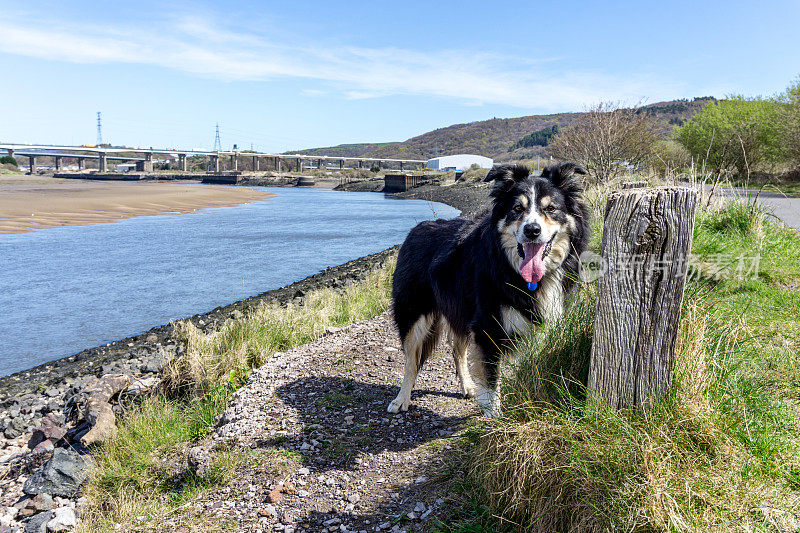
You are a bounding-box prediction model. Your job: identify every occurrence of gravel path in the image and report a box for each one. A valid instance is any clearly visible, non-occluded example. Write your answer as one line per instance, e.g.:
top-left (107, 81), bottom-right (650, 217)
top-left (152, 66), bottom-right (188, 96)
top-left (189, 311), bottom-right (480, 533)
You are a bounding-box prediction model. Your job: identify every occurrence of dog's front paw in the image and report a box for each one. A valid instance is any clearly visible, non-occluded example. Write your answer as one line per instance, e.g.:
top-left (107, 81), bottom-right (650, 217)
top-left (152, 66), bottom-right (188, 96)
top-left (387, 396), bottom-right (410, 413)
top-left (461, 383), bottom-right (477, 399)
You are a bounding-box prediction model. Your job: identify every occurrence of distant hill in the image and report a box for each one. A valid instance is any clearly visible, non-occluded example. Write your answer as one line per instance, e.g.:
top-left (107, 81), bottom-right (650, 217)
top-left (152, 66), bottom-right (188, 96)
top-left (286, 142), bottom-right (399, 158)
top-left (289, 97), bottom-right (715, 162)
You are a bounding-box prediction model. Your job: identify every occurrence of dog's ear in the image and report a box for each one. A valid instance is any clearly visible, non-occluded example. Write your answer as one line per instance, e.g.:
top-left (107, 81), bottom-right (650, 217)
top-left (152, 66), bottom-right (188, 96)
top-left (541, 161), bottom-right (586, 194)
top-left (484, 164), bottom-right (530, 197)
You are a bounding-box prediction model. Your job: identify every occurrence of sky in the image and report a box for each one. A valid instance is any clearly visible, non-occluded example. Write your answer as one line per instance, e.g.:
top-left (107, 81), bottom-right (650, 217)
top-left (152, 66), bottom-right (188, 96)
top-left (0, 1), bottom-right (798, 152)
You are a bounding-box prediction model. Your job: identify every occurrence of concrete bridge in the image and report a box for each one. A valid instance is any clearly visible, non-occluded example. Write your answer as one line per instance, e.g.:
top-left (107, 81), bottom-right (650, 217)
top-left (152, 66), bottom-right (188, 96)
top-left (0, 144), bottom-right (426, 174)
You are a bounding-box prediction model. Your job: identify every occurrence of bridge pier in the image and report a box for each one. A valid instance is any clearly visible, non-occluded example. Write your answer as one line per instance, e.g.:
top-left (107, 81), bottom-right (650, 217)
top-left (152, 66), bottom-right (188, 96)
top-left (178, 154), bottom-right (187, 171)
top-left (142, 152), bottom-right (153, 172)
top-left (230, 154), bottom-right (238, 171)
top-left (339, 159), bottom-right (343, 170)
top-left (210, 155), bottom-right (220, 172)
top-left (296, 158), bottom-right (300, 172)
top-left (27, 156), bottom-right (36, 175)
top-left (399, 161), bottom-right (404, 171)
top-left (253, 155), bottom-right (259, 171)
top-left (54, 156), bottom-right (62, 171)
top-left (318, 159), bottom-right (322, 169)
top-left (78, 158), bottom-right (85, 170)
top-left (98, 153), bottom-right (107, 172)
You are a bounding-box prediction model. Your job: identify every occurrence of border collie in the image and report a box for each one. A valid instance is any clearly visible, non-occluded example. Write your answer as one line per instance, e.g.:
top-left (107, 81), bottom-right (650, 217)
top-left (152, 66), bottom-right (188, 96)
top-left (387, 162), bottom-right (590, 416)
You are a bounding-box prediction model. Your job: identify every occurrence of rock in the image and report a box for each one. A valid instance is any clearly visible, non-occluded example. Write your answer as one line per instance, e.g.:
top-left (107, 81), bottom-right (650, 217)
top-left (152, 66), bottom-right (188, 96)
top-left (23, 449), bottom-right (90, 498)
top-left (145, 334), bottom-right (158, 343)
top-left (186, 446), bottom-right (212, 477)
top-left (30, 494), bottom-right (55, 512)
top-left (76, 374), bottom-right (130, 447)
top-left (31, 439), bottom-right (55, 457)
top-left (141, 356), bottom-right (166, 374)
top-left (29, 425), bottom-right (67, 450)
top-left (265, 488), bottom-right (283, 504)
top-left (46, 507), bottom-right (76, 531)
top-left (347, 493), bottom-right (360, 504)
top-left (231, 309), bottom-right (244, 320)
top-left (24, 511), bottom-right (51, 533)
top-left (3, 417), bottom-right (24, 439)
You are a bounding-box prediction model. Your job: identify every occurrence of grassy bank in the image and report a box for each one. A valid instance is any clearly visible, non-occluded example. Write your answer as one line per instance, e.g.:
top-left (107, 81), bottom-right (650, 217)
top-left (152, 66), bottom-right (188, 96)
top-left (80, 257), bottom-right (396, 532)
top-left (455, 192), bottom-right (800, 531)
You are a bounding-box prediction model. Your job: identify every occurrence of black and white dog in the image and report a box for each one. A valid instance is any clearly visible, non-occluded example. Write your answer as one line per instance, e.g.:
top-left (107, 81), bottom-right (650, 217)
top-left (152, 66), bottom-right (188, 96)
top-left (387, 162), bottom-right (590, 416)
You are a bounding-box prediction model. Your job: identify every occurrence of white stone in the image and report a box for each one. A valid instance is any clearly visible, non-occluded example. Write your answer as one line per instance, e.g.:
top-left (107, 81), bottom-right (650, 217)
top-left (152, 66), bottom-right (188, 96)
top-left (47, 507), bottom-right (77, 531)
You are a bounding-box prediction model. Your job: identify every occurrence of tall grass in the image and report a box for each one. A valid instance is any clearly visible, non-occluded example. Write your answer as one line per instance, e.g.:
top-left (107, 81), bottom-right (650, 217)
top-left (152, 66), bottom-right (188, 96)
top-left (468, 194), bottom-right (800, 531)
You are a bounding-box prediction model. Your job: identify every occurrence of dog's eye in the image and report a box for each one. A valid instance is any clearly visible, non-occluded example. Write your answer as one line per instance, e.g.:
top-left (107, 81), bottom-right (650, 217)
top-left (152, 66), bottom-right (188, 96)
top-left (513, 205), bottom-right (524, 213)
top-left (545, 205), bottom-right (557, 214)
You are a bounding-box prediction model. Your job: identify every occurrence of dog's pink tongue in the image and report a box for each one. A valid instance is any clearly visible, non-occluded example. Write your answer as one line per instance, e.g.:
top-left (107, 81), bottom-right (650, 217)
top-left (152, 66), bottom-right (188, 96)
top-left (520, 242), bottom-right (546, 283)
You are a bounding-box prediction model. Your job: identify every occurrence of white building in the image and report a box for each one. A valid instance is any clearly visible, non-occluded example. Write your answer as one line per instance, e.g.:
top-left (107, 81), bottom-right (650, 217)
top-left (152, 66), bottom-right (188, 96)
top-left (426, 154), bottom-right (493, 172)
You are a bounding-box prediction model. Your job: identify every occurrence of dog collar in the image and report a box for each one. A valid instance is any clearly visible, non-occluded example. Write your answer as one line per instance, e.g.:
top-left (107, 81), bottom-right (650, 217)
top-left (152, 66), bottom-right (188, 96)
top-left (527, 281), bottom-right (538, 291)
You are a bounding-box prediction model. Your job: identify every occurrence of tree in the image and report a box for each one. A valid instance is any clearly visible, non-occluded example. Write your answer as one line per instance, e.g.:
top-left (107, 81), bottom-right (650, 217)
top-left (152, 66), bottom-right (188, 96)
top-left (675, 96), bottom-right (783, 176)
top-left (777, 78), bottom-right (800, 168)
top-left (548, 102), bottom-right (659, 182)
top-left (509, 125), bottom-right (560, 151)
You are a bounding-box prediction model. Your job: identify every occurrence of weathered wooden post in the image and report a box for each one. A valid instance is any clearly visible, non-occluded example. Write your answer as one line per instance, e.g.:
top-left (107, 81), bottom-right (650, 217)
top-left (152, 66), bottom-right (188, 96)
top-left (588, 187), bottom-right (697, 409)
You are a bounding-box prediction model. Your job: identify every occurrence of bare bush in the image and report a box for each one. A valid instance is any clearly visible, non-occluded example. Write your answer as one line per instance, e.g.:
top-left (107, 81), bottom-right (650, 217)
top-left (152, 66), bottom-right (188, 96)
top-left (548, 102), bottom-right (659, 183)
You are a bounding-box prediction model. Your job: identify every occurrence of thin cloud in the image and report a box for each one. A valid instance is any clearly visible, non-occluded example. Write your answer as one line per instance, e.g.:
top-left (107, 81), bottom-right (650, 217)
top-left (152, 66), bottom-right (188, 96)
top-left (0, 15), bottom-right (682, 109)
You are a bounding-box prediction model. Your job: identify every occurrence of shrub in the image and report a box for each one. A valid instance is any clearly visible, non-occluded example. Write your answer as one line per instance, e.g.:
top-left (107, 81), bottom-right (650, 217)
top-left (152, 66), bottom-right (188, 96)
top-left (777, 77), bottom-right (800, 167)
top-left (675, 96), bottom-right (783, 176)
top-left (459, 163), bottom-right (489, 182)
top-left (651, 139), bottom-right (691, 176)
top-left (548, 102), bottom-right (659, 183)
top-left (0, 155), bottom-right (17, 166)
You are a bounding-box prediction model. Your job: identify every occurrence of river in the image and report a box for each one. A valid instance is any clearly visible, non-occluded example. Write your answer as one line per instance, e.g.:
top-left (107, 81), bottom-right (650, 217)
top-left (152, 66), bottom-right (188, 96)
top-left (0, 187), bottom-right (459, 376)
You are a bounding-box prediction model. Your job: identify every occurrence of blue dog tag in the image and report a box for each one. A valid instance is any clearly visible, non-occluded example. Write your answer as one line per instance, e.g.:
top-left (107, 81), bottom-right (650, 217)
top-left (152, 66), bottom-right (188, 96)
top-left (527, 282), bottom-right (538, 291)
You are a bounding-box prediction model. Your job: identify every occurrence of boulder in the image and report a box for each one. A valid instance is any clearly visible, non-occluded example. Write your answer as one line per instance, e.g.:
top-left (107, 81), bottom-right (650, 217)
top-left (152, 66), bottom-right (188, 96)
top-left (23, 449), bottom-right (89, 498)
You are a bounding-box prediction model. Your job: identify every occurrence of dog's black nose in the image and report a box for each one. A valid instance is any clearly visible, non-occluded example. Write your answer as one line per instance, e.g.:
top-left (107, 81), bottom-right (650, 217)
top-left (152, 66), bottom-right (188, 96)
top-left (523, 223), bottom-right (541, 239)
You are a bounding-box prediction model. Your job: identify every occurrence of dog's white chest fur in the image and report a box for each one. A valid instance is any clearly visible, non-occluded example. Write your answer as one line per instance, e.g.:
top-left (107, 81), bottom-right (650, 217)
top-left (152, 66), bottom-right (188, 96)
top-left (500, 271), bottom-right (565, 336)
